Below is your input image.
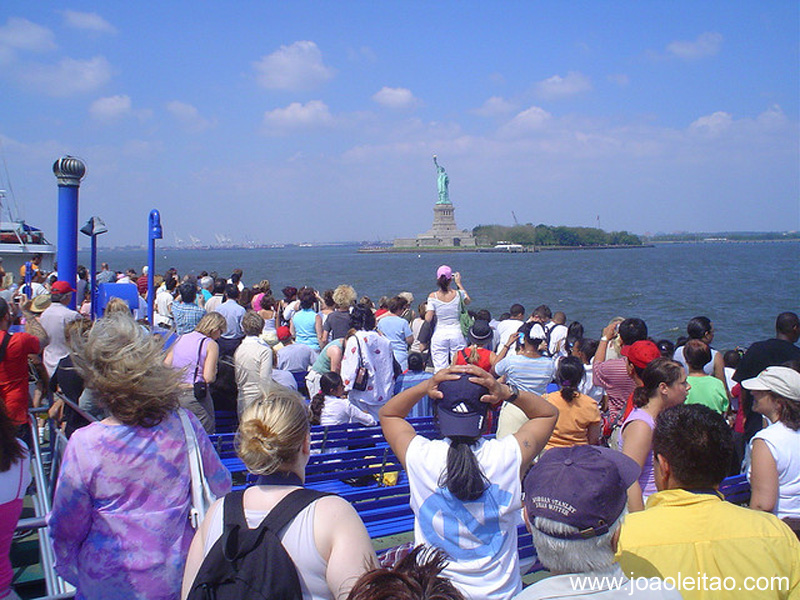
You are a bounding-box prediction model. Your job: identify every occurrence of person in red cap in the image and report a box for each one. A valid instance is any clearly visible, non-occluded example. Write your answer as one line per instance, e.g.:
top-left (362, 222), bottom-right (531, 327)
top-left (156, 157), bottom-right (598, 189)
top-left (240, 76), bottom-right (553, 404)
top-left (619, 357), bottom-right (689, 512)
top-left (39, 280), bottom-right (81, 376)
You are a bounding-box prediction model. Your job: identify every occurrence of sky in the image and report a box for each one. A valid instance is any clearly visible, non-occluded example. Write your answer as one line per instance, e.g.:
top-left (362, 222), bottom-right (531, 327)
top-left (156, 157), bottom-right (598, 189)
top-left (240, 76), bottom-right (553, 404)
top-left (0, 1), bottom-right (798, 246)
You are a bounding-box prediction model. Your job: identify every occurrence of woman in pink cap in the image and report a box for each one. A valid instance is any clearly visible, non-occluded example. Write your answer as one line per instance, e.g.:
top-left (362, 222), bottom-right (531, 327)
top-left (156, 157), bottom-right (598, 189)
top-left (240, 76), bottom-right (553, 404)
top-left (425, 265), bottom-right (470, 371)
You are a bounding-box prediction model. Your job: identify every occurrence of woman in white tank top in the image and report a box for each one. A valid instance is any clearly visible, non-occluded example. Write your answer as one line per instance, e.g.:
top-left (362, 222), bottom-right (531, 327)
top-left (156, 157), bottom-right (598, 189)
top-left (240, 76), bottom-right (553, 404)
top-left (744, 366), bottom-right (800, 534)
top-left (181, 386), bottom-right (376, 599)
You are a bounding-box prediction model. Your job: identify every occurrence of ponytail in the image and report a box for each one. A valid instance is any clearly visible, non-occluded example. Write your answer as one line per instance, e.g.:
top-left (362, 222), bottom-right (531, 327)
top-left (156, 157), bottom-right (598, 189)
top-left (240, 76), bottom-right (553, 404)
top-left (556, 356), bottom-right (585, 403)
top-left (438, 437), bottom-right (489, 501)
top-left (310, 371), bottom-right (343, 425)
top-left (309, 392), bottom-right (325, 425)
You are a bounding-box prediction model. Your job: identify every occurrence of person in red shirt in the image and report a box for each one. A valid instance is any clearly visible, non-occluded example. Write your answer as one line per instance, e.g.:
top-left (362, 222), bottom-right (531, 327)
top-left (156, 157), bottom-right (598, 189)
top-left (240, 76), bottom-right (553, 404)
top-left (0, 298), bottom-right (42, 432)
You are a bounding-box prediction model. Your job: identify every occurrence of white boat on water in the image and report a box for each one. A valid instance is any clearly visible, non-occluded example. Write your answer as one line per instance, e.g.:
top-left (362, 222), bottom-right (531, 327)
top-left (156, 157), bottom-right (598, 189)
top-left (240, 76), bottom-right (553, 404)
top-left (492, 240), bottom-right (525, 252)
top-left (0, 189), bottom-right (56, 279)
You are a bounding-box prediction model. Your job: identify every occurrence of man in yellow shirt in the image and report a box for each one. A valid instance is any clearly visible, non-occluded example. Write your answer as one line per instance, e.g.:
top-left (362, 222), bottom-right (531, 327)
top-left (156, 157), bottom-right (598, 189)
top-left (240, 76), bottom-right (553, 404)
top-left (617, 404), bottom-right (799, 599)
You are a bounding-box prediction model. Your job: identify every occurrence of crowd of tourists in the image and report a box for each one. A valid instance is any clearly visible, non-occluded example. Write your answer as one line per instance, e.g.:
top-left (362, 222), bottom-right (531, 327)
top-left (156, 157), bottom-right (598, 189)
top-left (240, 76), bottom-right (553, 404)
top-left (0, 260), bottom-right (798, 599)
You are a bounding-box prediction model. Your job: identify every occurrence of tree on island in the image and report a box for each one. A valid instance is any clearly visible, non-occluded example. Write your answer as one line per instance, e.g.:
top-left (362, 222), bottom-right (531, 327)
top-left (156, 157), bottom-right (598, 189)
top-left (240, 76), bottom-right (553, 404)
top-left (472, 223), bottom-right (642, 247)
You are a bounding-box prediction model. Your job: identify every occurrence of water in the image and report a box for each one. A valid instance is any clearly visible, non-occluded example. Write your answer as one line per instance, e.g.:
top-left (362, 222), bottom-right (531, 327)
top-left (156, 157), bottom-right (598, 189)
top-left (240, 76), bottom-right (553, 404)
top-left (79, 242), bottom-right (800, 350)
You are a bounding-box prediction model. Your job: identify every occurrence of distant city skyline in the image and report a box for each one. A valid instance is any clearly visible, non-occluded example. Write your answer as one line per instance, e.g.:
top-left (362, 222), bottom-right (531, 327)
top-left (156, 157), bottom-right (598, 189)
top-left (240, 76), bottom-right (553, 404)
top-left (1, 2), bottom-right (797, 246)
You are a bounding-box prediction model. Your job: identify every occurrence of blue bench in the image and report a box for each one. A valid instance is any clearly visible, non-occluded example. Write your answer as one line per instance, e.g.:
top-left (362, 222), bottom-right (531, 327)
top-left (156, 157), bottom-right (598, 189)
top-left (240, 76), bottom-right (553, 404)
top-left (719, 473), bottom-right (751, 505)
top-left (210, 416), bottom-right (438, 457)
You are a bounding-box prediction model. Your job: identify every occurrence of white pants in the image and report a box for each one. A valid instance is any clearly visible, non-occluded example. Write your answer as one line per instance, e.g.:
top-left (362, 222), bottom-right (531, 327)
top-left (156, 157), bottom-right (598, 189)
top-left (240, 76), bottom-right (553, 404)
top-left (430, 327), bottom-right (467, 371)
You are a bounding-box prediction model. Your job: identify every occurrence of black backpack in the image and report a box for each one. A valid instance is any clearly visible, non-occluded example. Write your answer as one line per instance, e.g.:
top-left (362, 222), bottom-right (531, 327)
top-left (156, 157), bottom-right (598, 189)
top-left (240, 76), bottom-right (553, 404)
top-left (187, 488), bottom-right (329, 600)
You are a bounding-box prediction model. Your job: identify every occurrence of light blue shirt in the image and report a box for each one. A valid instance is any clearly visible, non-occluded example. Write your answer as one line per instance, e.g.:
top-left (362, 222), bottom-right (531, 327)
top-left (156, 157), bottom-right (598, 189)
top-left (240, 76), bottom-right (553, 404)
top-left (214, 299), bottom-right (246, 339)
top-left (378, 314), bottom-right (413, 370)
top-left (494, 355), bottom-right (555, 394)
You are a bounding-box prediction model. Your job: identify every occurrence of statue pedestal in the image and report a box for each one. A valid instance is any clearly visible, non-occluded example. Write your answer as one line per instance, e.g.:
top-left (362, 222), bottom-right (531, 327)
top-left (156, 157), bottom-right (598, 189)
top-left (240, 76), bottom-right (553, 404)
top-left (392, 202), bottom-right (476, 248)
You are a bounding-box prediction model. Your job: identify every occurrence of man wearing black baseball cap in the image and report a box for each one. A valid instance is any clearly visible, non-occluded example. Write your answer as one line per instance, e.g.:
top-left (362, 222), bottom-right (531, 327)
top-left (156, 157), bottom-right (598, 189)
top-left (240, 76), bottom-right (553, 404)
top-left (518, 445), bottom-right (680, 599)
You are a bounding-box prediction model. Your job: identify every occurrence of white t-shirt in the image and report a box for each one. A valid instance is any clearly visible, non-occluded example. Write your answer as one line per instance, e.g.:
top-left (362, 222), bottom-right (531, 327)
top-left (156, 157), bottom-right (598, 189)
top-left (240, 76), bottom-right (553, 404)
top-left (748, 421), bottom-right (800, 520)
top-left (319, 395), bottom-right (376, 427)
top-left (579, 361), bottom-right (605, 404)
top-left (547, 322), bottom-right (568, 357)
top-left (406, 435), bottom-right (523, 599)
top-left (673, 345), bottom-right (717, 376)
top-left (496, 319), bottom-right (525, 356)
top-left (427, 290), bottom-right (464, 331)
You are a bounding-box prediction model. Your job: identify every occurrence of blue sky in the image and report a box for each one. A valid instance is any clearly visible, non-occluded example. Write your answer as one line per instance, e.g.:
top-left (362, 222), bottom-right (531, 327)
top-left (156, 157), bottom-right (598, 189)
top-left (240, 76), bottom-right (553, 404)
top-left (0, 1), bottom-right (797, 245)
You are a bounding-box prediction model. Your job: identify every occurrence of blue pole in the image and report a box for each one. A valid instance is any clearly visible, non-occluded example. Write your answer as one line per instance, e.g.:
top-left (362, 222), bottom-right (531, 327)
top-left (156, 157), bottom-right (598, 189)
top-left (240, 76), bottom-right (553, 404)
top-left (53, 157), bottom-right (86, 310)
top-left (147, 210), bottom-right (162, 327)
top-left (90, 234), bottom-right (97, 320)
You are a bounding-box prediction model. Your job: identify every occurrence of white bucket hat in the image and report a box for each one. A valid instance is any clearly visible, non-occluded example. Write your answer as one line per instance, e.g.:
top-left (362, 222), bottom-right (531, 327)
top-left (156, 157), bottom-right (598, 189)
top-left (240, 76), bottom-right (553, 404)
top-left (741, 366), bottom-right (800, 402)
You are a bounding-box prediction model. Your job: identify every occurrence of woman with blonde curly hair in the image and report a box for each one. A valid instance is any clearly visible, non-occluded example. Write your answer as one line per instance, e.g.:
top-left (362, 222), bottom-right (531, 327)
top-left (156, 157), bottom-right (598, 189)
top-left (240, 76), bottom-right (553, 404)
top-left (182, 385), bottom-right (376, 599)
top-left (322, 284), bottom-right (357, 345)
top-left (49, 312), bottom-right (231, 600)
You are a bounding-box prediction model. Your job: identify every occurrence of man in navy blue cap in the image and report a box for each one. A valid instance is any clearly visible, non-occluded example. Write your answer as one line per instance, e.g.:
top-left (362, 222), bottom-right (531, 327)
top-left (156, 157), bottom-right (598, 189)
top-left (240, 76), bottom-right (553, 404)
top-left (516, 445), bottom-right (680, 599)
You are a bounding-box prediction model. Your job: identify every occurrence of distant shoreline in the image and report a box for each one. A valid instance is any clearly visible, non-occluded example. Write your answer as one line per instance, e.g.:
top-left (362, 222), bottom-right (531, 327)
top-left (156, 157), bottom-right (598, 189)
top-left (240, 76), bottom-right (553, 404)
top-left (358, 244), bottom-right (654, 254)
top-left (650, 238), bottom-right (799, 245)
top-left (83, 238), bottom-right (799, 252)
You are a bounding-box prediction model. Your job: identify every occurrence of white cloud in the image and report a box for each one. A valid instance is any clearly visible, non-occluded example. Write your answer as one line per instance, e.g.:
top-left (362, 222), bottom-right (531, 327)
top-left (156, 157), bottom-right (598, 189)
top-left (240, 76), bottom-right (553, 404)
top-left (90, 94), bottom-right (151, 123)
top-left (607, 73), bottom-right (630, 87)
top-left (689, 111), bottom-right (733, 135)
top-left (756, 104), bottom-right (787, 129)
top-left (372, 87), bottom-right (418, 109)
top-left (19, 55), bottom-right (112, 96)
top-left (347, 46), bottom-right (377, 63)
top-left (472, 96), bottom-right (516, 117)
top-left (90, 95), bottom-right (131, 121)
top-left (0, 17), bottom-right (56, 53)
top-left (166, 100), bottom-right (213, 132)
top-left (666, 32), bottom-right (722, 60)
top-left (535, 71), bottom-right (592, 100)
top-left (253, 41), bottom-right (334, 91)
top-left (263, 100), bottom-right (334, 130)
top-left (499, 106), bottom-right (552, 137)
top-left (61, 10), bottom-right (117, 34)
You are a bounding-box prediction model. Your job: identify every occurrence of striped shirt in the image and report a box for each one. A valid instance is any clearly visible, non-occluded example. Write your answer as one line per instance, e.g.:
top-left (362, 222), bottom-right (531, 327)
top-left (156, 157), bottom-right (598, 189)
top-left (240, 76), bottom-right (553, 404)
top-left (593, 357), bottom-right (635, 421)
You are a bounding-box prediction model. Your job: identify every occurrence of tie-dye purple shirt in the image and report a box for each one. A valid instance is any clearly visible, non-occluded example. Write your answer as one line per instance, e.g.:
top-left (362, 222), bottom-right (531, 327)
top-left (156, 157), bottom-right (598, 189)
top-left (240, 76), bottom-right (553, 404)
top-left (48, 410), bottom-right (231, 600)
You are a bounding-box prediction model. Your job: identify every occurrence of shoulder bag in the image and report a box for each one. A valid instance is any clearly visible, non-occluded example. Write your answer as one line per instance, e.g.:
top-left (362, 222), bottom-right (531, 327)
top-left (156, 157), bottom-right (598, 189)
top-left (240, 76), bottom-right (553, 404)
top-left (179, 408), bottom-right (217, 529)
top-left (193, 337), bottom-right (209, 400)
top-left (458, 291), bottom-right (473, 339)
top-left (352, 334), bottom-right (369, 391)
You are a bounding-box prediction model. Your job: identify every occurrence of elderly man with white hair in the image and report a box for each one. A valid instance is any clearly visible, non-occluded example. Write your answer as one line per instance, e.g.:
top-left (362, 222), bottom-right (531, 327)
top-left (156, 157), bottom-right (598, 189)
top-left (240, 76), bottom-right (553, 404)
top-left (516, 445), bottom-right (680, 599)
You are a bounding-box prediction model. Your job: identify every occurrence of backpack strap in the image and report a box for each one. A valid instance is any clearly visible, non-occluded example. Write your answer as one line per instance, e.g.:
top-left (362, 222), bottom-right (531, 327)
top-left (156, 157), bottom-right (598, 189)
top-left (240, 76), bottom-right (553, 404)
top-left (222, 488), bottom-right (330, 561)
top-left (262, 488), bottom-right (331, 534)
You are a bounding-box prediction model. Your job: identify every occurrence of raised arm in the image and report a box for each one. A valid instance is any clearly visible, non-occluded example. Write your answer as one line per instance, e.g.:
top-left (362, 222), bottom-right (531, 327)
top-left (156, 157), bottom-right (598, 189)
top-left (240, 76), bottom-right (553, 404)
top-left (379, 366), bottom-right (465, 467)
top-left (465, 368), bottom-right (558, 470)
top-left (453, 272), bottom-right (470, 305)
top-left (593, 321), bottom-right (619, 366)
top-left (315, 314), bottom-right (324, 349)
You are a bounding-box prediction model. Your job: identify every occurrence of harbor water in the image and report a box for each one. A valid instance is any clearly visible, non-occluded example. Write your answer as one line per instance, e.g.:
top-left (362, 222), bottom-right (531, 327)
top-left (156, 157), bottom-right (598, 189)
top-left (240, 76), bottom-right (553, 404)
top-left (79, 241), bottom-right (800, 350)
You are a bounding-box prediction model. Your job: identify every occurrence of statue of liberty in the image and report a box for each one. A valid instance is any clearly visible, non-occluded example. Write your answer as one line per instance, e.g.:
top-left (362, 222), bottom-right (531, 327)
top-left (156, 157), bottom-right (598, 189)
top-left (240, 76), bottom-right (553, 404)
top-left (433, 155), bottom-right (450, 205)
